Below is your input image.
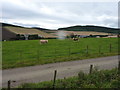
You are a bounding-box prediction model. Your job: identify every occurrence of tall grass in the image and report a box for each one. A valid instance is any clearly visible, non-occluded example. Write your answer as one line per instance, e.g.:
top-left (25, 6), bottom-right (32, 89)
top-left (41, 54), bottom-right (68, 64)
top-left (19, 68), bottom-right (120, 88)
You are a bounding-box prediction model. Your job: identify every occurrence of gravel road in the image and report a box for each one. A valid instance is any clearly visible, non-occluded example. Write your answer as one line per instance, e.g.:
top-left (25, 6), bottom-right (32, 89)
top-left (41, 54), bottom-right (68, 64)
top-left (2, 55), bottom-right (119, 88)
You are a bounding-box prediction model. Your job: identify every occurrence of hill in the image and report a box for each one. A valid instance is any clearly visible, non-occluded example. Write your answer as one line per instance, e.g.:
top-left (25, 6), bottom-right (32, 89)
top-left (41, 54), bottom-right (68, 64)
top-left (1, 23), bottom-right (57, 40)
top-left (58, 25), bottom-right (119, 34)
top-left (1, 23), bottom-right (52, 31)
top-left (32, 27), bottom-right (52, 31)
top-left (1, 23), bottom-right (24, 27)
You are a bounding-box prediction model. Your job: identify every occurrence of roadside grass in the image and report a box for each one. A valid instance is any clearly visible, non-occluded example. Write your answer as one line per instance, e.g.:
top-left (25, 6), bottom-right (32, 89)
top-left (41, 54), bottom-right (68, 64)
top-left (19, 68), bottom-right (120, 88)
top-left (2, 38), bottom-right (119, 69)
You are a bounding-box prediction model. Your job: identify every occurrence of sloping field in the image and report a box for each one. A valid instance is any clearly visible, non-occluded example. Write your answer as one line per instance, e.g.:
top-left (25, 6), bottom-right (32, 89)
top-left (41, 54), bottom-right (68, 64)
top-left (4, 26), bottom-right (57, 38)
top-left (64, 31), bottom-right (110, 35)
top-left (48, 30), bottom-right (110, 36)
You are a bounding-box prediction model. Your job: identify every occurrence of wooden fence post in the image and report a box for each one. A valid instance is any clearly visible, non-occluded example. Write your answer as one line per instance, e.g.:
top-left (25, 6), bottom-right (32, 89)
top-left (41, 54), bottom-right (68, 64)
top-left (20, 51), bottom-right (22, 60)
top-left (7, 80), bottom-right (16, 90)
top-left (53, 70), bottom-right (57, 89)
top-left (54, 49), bottom-right (56, 59)
top-left (86, 45), bottom-right (88, 55)
top-left (63, 77), bottom-right (66, 88)
top-left (89, 64), bottom-right (93, 74)
top-left (99, 45), bottom-right (101, 54)
top-left (109, 44), bottom-right (112, 53)
top-left (8, 80), bottom-right (11, 90)
top-left (37, 49), bottom-right (39, 60)
top-left (118, 60), bottom-right (120, 75)
top-left (68, 47), bottom-right (71, 56)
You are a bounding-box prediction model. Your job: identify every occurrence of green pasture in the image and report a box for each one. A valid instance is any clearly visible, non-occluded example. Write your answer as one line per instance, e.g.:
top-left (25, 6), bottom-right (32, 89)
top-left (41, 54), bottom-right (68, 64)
top-left (2, 38), bottom-right (119, 69)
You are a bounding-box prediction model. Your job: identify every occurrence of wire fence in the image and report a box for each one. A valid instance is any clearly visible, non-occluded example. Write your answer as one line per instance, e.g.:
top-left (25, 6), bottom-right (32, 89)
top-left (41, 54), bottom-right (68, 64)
top-left (6, 62), bottom-right (120, 89)
top-left (3, 43), bottom-right (118, 63)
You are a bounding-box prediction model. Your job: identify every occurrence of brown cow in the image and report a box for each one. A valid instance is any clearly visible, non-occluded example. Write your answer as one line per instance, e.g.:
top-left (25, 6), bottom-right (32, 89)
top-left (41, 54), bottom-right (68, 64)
top-left (73, 38), bottom-right (79, 41)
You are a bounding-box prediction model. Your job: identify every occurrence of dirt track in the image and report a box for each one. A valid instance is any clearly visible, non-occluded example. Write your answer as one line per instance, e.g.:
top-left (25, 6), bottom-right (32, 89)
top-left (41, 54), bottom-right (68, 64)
top-left (2, 55), bottom-right (119, 88)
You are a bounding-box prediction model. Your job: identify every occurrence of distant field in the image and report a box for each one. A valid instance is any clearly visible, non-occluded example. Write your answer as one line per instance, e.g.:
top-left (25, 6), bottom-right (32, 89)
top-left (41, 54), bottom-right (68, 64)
top-left (2, 38), bottom-right (118, 69)
top-left (4, 26), bottom-right (57, 38)
top-left (63, 31), bottom-right (110, 35)
top-left (48, 30), bottom-right (111, 37)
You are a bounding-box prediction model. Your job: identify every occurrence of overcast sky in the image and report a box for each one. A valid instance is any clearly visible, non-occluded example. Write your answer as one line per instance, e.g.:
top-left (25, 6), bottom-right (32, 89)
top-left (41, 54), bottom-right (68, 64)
top-left (1, 0), bottom-right (119, 29)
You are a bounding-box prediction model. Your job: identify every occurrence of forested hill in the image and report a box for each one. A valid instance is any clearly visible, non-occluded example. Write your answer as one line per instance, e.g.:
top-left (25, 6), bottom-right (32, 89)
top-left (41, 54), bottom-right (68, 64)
top-left (58, 25), bottom-right (120, 34)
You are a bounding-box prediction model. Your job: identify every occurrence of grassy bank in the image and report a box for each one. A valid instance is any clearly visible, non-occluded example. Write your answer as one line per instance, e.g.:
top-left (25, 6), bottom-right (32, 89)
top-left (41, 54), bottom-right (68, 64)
top-left (19, 68), bottom-right (120, 88)
top-left (2, 38), bottom-right (118, 69)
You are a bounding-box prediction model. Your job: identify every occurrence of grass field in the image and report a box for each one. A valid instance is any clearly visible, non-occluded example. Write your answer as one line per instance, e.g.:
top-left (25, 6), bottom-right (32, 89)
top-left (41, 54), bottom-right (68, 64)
top-left (19, 68), bottom-right (120, 88)
top-left (2, 38), bottom-right (118, 69)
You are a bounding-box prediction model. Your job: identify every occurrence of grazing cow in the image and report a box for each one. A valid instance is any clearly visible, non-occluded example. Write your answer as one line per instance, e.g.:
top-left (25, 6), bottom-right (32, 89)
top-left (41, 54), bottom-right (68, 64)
top-left (73, 38), bottom-right (79, 41)
top-left (40, 40), bottom-right (48, 44)
top-left (117, 34), bottom-right (120, 38)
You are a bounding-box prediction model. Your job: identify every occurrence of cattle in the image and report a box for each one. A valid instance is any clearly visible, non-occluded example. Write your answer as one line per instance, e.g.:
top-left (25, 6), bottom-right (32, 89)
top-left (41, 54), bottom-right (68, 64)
top-left (117, 34), bottom-right (120, 38)
top-left (40, 40), bottom-right (48, 44)
top-left (73, 38), bottom-right (79, 41)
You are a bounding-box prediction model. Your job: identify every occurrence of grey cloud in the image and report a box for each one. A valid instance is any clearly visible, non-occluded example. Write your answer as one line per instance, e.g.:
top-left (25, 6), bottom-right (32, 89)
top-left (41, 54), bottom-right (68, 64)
top-left (3, 5), bottom-right (44, 19)
top-left (3, 3), bottom-right (75, 23)
top-left (103, 18), bottom-right (118, 27)
top-left (2, 1), bottom-right (118, 29)
top-left (13, 22), bottom-right (40, 27)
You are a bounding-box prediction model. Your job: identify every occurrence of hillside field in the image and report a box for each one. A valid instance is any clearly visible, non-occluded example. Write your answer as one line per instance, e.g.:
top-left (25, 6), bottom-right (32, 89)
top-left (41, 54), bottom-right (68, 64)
top-left (2, 38), bottom-right (118, 69)
top-left (48, 31), bottom-right (110, 37)
top-left (4, 26), bottom-right (56, 38)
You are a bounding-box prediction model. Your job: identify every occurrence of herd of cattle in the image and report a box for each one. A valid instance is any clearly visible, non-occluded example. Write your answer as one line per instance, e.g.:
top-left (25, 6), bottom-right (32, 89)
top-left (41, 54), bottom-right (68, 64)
top-left (40, 38), bottom-right (79, 44)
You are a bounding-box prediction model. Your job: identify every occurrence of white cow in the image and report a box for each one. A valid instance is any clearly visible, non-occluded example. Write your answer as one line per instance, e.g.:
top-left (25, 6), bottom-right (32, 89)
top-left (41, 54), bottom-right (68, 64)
top-left (40, 40), bottom-right (48, 44)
